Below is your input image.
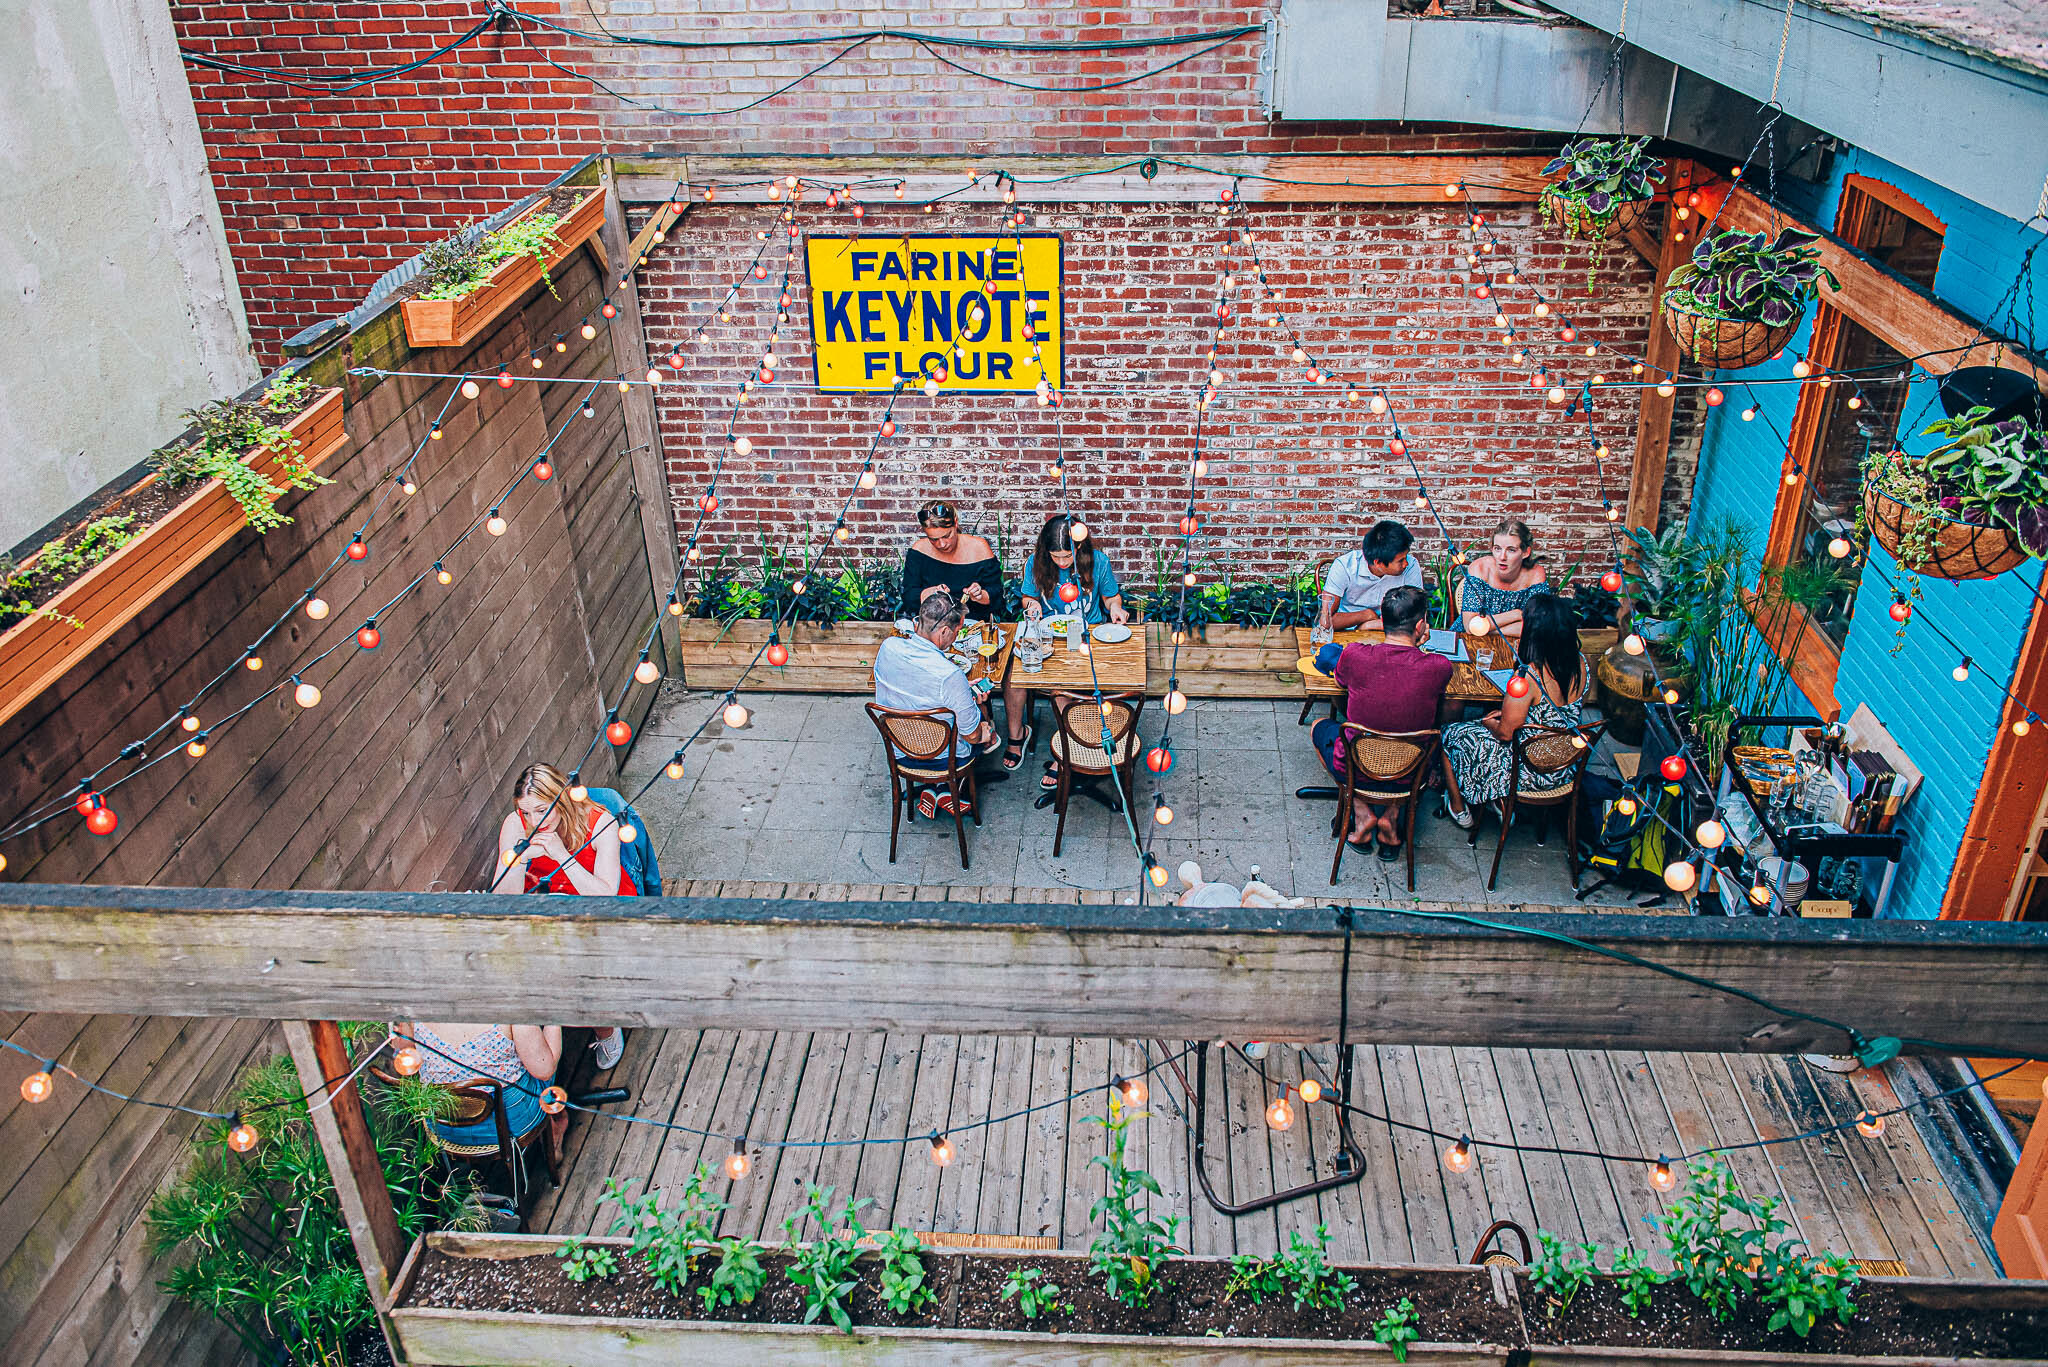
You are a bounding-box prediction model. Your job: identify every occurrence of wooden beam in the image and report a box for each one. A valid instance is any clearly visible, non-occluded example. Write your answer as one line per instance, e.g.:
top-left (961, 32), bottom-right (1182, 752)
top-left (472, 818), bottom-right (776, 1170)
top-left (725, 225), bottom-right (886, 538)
top-left (596, 157), bottom-right (683, 712)
top-left (1719, 184), bottom-right (2048, 389)
top-left (1625, 196), bottom-right (1687, 531)
top-left (4, 886), bottom-right (2047, 1056)
top-left (281, 1021), bottom-right (405, 1356)
top-left (612, 153), bottom-right (1555, 207)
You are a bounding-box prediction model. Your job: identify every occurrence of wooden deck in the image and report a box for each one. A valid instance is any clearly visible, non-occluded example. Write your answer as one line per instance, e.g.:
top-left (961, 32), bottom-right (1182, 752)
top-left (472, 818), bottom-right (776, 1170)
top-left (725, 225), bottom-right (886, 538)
top-left (533, 1028), bottom-right (1992, 1275)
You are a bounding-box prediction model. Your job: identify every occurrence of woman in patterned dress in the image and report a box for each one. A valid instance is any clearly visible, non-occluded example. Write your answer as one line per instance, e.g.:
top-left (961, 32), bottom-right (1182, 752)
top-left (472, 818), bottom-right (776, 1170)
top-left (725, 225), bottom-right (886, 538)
top-left (403, 1021), bottom-right (562, 1149)
top-left (1441, 593), bottom-right (1587, 829)
top-left (1458, 519), bottom-right (1548, 639)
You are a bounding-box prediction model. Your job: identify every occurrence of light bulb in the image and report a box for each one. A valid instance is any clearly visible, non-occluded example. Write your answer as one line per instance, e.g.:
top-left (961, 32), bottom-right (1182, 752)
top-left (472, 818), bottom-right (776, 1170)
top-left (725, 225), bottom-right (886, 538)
top-left (666, 758), bottom-right (686, 781)
top-left (725, 1148), bottom-right (751, 1180)
top-left (1153, 802), bottom-right (1174, 826)
top-left (293, 680), bottom-right (322, 708)
top-left (436, 565), bottom-right (453, 585)
top-left (1696, 820), bottom-right (1726, 849)
top-left (227, 1118), bottom-right (260, 1153)
top-left (1116, 1075), bottom-right (1148, 1106)
top-left (568, 783), bottom-right (588, 801)
top-left (1827, 536), bottom-right (1852, 559)
top-left (1467, 615), bottom-right (1493, 637)
top-left (733, 436), bottom-right (753, 456)
top-left (303, 595), bottom-right (331, 620)
top-left (1265, 1096), bottom-right (1295, 1131)
top-left (186, 737), bottom-right (208, 758)
top-left (857, 469), bottom-right (878, 491)
top-left (182, 713), bottom-right (202, 732)
top-left (1444, 1137), bottom-right (1473, 1173)
top-left (461, 379), bottom-right (481, 399)
top-left (1623, 633), bottom-right (1645, 656)
top-left (647, 367), bottom-right (664, 385)
top-left (393, 1042), bottom-right (422, 1076)
top-left (21, 1069), bottom-right (54, 1103)
top-left (1147, 860), bottom-right (1170, 888)
top-left (402, 478), bottom-right (418, 495)
top-left (1954, 658), bottom-right (1972, 683)
top-left (1547, 386), bottom-right (1567, 405)
top-left (1070, 521), bottom-right (1088, 542)
top-left (487, 515), bottom-right (508, 537)
top-left (1750, 882), bottom-right (1773, 906)
top-left (1299, 1079), bottom-right (1322, 1104)
top-left (929, 1133), bottom-right (955, 1166)
top-left (1616, 796), bottom-right (1637, 816)
top-left (635, 660), bottom-right (661, 685)
top-left (1649, 1160), bottom-right (1677, 1192)
top-left (723, 701), bottom-right (751, 729)
top-left (582, 322), bottom-right (598, 340)
top-left (1164, 689), bottom-right (1188, 715)
top-left (1792, 359), bottom-right (1812, 379)
top-left (1657, 381), bottom-right (1676, 398)
top-left (540, 1086), bottom-right (568, 1115)
top-left (1855, 1111), bottom-right (1886, 1139)
top-left (618, 823), bottom-right (636, 843)
top-left (1663, 860), bottom-right (1697, 892)
top-left (2016, 716), bottom-right (2035, 737)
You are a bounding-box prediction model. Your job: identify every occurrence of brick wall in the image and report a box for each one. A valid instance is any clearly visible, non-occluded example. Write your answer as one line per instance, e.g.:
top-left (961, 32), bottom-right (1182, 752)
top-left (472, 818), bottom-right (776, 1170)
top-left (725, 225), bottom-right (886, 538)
top-left (638, 198), bottom-right (1655, 583)
top-left (171, 1), bottom-right (1554, 362)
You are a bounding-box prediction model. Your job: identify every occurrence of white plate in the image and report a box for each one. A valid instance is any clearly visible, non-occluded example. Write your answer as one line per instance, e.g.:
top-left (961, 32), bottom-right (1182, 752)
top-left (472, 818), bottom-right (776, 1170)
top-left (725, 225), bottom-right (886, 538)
top-left (1090, 623), bottom-right (1133, 643)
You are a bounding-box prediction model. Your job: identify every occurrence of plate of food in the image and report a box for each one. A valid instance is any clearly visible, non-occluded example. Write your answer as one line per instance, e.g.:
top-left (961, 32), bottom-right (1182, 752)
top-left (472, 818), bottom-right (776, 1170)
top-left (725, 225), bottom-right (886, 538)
top-left (1090, 623), bottom-right (1133, 643)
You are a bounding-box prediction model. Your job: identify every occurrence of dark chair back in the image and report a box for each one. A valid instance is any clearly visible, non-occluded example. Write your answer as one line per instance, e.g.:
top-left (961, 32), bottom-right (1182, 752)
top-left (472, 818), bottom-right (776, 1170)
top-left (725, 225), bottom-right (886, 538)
top-left (1337, 723), bottom-right (1439, 801)
top-left (1049, 692), bottom-right (1144, 774)
top-left (1508, 721), bottom-right (1606, 801)
top-left (866, 703), bottom-right (962, 774)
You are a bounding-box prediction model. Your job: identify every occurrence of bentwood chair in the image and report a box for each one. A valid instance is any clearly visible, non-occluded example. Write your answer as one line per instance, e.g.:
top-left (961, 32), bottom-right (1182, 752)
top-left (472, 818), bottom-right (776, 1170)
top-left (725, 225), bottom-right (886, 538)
top-left (1046, 691), bottom-right (1145, 856)
top-left (866, 703), bottom-right (981, 870)
top-left (1329, 723), bottom-right (1441, 891)
top-left (1470, 720), bottom-right (1607, 892)
top-left (1298, 553), bottom-right (1342, 726)
top-left (371, 1067), bottom-right (560, 1231)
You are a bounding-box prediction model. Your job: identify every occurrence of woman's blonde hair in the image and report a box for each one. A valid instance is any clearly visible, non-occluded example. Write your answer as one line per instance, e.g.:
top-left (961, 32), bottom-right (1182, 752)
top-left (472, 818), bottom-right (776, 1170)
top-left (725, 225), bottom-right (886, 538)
top-left (511, 762), bottom-right (602, 850)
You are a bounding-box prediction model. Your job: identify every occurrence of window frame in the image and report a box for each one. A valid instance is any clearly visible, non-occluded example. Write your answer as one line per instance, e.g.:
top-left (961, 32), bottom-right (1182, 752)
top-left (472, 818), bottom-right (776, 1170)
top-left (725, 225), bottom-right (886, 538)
top-left (1755, 177), bottom-right (1947, 716)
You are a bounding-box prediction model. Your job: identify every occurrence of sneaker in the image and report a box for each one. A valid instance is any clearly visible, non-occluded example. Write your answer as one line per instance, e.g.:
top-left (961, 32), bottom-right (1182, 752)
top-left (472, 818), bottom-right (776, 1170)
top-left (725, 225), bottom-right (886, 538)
top-left (1443, 795), bottom-right (1475, 830)
top-left (592, 1029), bottom-right (624, 1070)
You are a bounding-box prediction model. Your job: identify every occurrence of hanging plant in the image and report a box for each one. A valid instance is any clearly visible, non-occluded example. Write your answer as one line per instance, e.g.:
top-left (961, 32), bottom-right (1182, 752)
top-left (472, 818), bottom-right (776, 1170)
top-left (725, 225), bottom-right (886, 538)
top-left (1539, 136), bottom-right (1665, 242)
top-left (1859, 406), bottom-right (2043, 579)
top-left (1661, 227), bottom-right (1837, 369)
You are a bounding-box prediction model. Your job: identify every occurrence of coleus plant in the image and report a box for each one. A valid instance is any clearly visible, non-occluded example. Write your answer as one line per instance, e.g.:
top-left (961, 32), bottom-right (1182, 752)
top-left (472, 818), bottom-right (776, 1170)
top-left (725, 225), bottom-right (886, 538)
top-left (1663, 227), bottom-right (1838, 327)
top-left (1540, 135), bottom-right (1666, 219)
top-left (1919, 404), bottom-right (2048, 556)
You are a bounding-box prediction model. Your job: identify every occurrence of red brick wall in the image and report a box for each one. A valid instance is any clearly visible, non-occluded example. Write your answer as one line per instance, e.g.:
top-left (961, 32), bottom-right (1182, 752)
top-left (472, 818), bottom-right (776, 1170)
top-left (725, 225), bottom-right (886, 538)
top-left (638, 199), bottom-right (1655, 583)
top-left (171, 1), bottom-right (1555, 362)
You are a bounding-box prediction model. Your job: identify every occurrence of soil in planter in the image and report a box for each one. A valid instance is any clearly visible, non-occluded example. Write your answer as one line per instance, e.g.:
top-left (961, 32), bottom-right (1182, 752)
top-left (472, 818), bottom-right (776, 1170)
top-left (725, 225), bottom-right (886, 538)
top-left (404, 1248), bottom-right (1517, 1344)
top-left (393, 187), bottom-right (594, 305)
top-left (1, 385), bottom-right (323, 628)
top-left (1528, 1274), bottom-right (2048, 1359)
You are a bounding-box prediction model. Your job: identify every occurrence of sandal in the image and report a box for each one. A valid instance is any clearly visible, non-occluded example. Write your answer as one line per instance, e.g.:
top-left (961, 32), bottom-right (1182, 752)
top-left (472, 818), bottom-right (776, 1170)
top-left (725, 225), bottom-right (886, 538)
top-left (1376, 839), bottom-right (1403, 862)
top-left (1002, 725), bottom-right (1032, 771)
top-left (1041, 768), bottom-right (1063, 791)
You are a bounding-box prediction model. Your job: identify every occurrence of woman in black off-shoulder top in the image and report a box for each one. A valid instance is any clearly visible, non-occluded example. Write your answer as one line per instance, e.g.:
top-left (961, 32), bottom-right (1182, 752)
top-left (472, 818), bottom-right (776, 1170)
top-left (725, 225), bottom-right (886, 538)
top-left (899, 498), bottom-right (1004, 623)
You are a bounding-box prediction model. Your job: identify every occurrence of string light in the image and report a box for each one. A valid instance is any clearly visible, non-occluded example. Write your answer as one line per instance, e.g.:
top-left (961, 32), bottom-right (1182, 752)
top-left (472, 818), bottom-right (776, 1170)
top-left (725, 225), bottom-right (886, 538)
top-left (722, 698), bottom-right (752, 729)
top-left (392, 1041), bottom-right (422, 1076)
top-left (1954, 655), bottom-right (1973, 683)
top-left (1443, 1136), bottom-right (1473, 1173)
top-left (2015, 713), bottom-right (2037, 737)
top-left (181, 713), bottom-right (202, 732)
top-left (1855, 1111), bottom-right (1886, 1139)
top-left (634, 658), bottom-right (661, 685)
top-left (293, 678), bottom-right (322, 709)
top-left (540, 1085), bottom-right (568, 1115)
top-left (1115, 1075), bottom-right (1148, 1105)
top-left (928, 1132), bottom-right (956, 1166)
top-left (186, 734), bottom-right (209, 759)
top-left (1650, 1159), bottom-right (1677, 1192)
top-left (724, 1143), bottom-right (751, 1180)
top-left (1695, 819), bottom-right (1726, 849)
top-left (1265, 1095), bottom-right (1295, 1131)
top-left (435, 563), bottom-right (453, 585)
top-left (487, 512), bottom-right (508, 536)
top-left (1663, 860), bottom-right (1697, 892)
top-left (606, 719), bottom-right (634, 746)
top-left (305, 596), bottom-right (330, 620)
top-left (1299, 1079), bottom-right (1322, 1104)
top-left (21, 1065), bottom-right (54, 1103)
top-left (1152, 795), bottom-right (1175, 826)
top-left (666, 756), bottom-right (687, 781)
top-left (226, 1115), bottom-right (260, 1153)
top-left (461, 379), bottom-right (481, 399)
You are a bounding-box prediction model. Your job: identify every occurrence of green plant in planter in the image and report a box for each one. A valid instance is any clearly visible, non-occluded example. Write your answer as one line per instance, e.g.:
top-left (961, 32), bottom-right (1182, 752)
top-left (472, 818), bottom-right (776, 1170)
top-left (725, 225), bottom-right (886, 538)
top-left (557, 1237), bottom-right (617, 1283)
top-left (1663, 227), bottom-right (1837, 337)
top-left (1611, 1246), bottom-right (1665, 1318)
top-left (1373, 1296), bottom-right (1421, 1363)
top-left (699, 1235), bottom-right (769, 1312)
top-left (1759, 1245), bottom-right (1860, 1338)
top-left (875, 1226), bottom-right (935, 1315)
top-left (415, 210), bottom-right (567, 302)
top-left (1083, 1094), bottom-right (1184, 1308)
top-left (1531, 1230), bottom-right (1598, 1318)
top-left (1919, 406), bottom-right (2048, 556)
top-left (999, 1265), bottom-right (1066, 1320)
top-left (598, 1165), bottom-right (728, 1295)
top-left (1272, 1223), bottom-right (1355, 1312)
top-left (150, 374), bottom-right (331, 532)
top-left (1661, 1158), bottom-right (1786, 1322)
top-left (1540, 136), bottom-right (1666, 238)
top-left (782, 1184), bottom-right (872, 1333)
top-left (149, 1046), bottom-right (485, 1366)
top-left (0, 514), bottom-right (141, 632)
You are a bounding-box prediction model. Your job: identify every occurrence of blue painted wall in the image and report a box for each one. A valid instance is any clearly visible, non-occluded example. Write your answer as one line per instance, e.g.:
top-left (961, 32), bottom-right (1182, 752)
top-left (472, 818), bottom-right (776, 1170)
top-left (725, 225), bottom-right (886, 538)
top-left (1689, 149), bottom-right (2048, 919)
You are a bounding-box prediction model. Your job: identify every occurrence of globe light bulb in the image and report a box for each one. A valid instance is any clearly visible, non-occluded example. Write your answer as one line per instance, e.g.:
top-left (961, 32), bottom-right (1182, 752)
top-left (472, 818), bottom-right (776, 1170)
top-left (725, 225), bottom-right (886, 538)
top-left (182, 713), bottom-right (203, 732)
top-left (305, 597), bottom-right (330, 620)
top-left (2016, 716), bottom-right (2034, 737)
top-left (1855, 1111), bottom-right (1886, 1139)
top-left (293, 680), bottom-right (322, 708)
top-left (1657, 381), bottom-right (1677, 398)
top-left (227, 1118), bottom-right (260, 1153)
top-left (723, 701), bottom-right (751, 729)
top-left (733, 436), bottom-right (753, 456)
top-left (1164, 689), bottom-right (1188, 715)
top-left (1444, 1137), bottom-right (1473, 1173)
top-left (540, 1086), bottom-right (568, 1115)
top-left (21, 1069), bottom-right (54, 1103)
top-left (1827, 537), bottom-right (1852, 559)
top-left (1616, 796), bottom-right (1637, 816)
top-left (1116, 1075), bottom-right (1148, 1106)
top-left (666, 758), bottom-right (687, 781)
top-left (186, 738), bottom-right (208, 758)
top-left (1663, 860), bottom-right (1697, 892)
top-left (1298, 1079), bottom-right (1322, 1104)
top-left (929, 1133), bottom-right (955, 1167)
top-left (635, 660), bottom-right (661, 685)
top-left (1147, 860), bottom-right (1170, 887)
top-left (724, 1148), bottom-right (751, 1180)
top-left (1750, 882), bottom-right (1773, 906)
top-left (393, 1042), bottom-right (422, 1076)
top-left (1954, 657), bottom-right (1972, 683)
top-left (1622, 633), bottom-right (1646, 656)
top-left (461, 379), bottom-right (481, 399)
top-left (1153, 802), bottom-right (1174, 827)
top-left (1467, 615), bottom-right (1493, 637)
top-left (487, 515), bottom-right (508, 537)
top-left (1650, 1160), bottom-right (1677, 1192)
top-left (582, 322), bottom-right (598, 340)
top-left (618, 824), bottom-right (636, 843)
top-left (1265, 1096), bottom-right (1295, 1131)
top-left (858, 469), bottom-right (878, 491)
top-left (1792, 359), bottom-right (1812, 379)
top-left (1696, 819), bottom-right (1726, 849)
top-left (437, 566), bottom-right (453, 585)
top-left (568, 783), bottom-right (588, 801)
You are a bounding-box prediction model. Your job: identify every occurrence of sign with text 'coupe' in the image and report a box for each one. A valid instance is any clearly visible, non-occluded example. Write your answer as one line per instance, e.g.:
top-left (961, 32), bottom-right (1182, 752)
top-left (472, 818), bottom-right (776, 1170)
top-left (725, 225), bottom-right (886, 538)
top-left (805, 234), bottom-right (1064, 392)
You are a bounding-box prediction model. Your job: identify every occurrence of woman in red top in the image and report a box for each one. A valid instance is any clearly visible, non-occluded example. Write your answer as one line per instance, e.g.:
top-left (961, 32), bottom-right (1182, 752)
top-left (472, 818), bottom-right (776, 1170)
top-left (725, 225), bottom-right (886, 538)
top-left (488, 762), bottom-right (630, 1068)
top-left (490, 762), bottom-right (637, 896)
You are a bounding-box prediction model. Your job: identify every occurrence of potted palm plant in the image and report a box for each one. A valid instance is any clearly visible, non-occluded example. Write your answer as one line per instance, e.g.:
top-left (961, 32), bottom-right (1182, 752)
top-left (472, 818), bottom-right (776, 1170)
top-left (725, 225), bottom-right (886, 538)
top-left (1661, 227), bottom-right (1837, 369)
top-left (1539, 136), bottom-right (1666, 241)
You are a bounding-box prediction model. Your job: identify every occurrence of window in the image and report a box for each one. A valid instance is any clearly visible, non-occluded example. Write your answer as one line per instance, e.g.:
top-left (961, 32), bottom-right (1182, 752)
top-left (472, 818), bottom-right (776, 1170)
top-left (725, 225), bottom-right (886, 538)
top-left (1760, 178), bottom-right (1945, 702)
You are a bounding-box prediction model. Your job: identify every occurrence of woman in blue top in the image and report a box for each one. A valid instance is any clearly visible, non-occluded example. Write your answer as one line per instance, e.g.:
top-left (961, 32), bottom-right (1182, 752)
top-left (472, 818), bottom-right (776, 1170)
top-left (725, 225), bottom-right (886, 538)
top-left (1000, 513), bottom-right (1129, 770)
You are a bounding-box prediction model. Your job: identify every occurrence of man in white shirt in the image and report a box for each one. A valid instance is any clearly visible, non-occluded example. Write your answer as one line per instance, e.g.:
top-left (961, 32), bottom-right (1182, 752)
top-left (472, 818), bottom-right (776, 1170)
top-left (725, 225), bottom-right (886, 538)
top-left (873, 591), bottom-right (1004, 763)
top-left (1318, 519), bottom-right (1425, 632)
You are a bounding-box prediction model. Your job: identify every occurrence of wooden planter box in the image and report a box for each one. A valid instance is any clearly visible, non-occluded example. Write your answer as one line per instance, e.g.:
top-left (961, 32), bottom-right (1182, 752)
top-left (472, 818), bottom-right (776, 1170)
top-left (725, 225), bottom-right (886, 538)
top-left (674, 618), bottom-right (896, 693)
top-left (1143, 621), bottom-right (1305, 698)
top-left (401, 186), bottom-right (607, 349)
top-left (0, 387), bottom-right (347, 730)
top-left (388, 1234), bottom-right (1518, 1366)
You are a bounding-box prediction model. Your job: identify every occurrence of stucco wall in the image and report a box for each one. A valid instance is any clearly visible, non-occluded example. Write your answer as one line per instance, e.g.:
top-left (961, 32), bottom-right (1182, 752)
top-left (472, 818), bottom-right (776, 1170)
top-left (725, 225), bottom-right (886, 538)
top-left (1690, 148), bottom-right (2048, 920)
top-left (0, 0), bottom-right (255, 555)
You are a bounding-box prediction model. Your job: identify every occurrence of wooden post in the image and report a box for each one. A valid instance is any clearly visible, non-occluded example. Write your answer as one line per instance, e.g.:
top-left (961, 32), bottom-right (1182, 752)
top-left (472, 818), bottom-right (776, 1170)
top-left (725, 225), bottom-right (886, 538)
top-left (597, 155), bottom-right (684, 701)
top-left (1996, 1086), bottom-right (2048, 1277)
top-left (282, 1019), bottom-right (406, 1358)
top-left (1624, 193), bottom-right (1687, 532)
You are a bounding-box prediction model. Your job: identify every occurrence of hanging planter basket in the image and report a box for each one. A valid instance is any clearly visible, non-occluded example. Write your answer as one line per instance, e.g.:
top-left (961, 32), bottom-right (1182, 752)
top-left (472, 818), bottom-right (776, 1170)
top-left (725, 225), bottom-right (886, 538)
top-left (1540, 187), bottom-right (1652, 242)
top-left (1862, 477), bottom-right (2031, 581)
top-left (1659, 292), bottom-right (1798, 371)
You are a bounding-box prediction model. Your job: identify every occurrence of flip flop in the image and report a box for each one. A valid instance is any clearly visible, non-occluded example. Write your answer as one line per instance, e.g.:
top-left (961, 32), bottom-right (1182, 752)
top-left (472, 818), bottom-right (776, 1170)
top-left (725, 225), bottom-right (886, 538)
top-left (1002, 725), bottom-right (1032, 771)
top-left (1376, 840), bottom-right (1404, 862)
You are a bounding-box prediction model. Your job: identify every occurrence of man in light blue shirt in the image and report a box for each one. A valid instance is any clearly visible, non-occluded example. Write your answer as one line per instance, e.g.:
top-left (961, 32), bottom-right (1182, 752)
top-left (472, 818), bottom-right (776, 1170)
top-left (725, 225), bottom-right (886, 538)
top-left (1318, 519), bottom-right (1425, 631)
top-left (873, 591), bottom-right (1004, 762)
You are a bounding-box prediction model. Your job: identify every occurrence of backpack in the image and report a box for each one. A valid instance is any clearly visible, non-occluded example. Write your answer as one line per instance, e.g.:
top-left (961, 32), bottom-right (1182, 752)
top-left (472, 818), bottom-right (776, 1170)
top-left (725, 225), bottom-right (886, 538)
top-left (586, 787), bottom-right (662, 895)
top-left (1577, 775), bottom-right (1680, 894)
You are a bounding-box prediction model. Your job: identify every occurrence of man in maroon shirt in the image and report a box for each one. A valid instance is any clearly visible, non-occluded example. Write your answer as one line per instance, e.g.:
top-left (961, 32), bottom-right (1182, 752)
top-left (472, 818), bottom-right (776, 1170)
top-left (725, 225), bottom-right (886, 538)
top-left (1310, 586), bottom-right (1452, 855)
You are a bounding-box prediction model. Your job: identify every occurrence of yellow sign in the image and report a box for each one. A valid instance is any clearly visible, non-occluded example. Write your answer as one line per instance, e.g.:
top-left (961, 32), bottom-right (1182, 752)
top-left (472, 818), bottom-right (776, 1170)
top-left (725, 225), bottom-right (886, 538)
top-left (805, 234), bottom-right (1063, 392)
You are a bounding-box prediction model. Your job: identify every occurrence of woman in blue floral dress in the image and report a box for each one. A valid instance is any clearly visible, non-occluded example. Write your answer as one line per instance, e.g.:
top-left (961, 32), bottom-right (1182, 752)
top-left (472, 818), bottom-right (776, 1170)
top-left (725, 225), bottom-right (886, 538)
top-left (1441, 593), bottom-right (1588, 827)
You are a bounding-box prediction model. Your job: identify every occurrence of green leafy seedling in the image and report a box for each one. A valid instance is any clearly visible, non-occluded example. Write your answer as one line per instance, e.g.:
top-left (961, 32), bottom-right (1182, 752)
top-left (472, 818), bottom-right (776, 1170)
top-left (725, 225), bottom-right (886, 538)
top-left (999, 1266), bottom-right (1064, 1321)
top-left (875, 1226), bottom-right (935, 1316)
top-left (1531, 1230), bottom-right (1599, 1318)
top-left (1611, 1246), bottom-right (1664, 1319)
top-left (698, 1235), bottom-right (767, 1313)
top-left (1374, 1296), bottom-right (1421, 1363)
top-left (556, 1237), bottom-right (617, 1283)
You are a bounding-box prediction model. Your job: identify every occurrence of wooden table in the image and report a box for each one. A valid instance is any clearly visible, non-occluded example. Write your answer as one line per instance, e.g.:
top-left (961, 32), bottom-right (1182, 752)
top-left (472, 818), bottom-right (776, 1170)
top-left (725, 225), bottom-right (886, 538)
top-left (1291, 625), bottom-right (1513, 801)
top-left (865, 622), bottom-right (1014, 689)
top-left (1008, 622), bottom-right (1148, 694)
